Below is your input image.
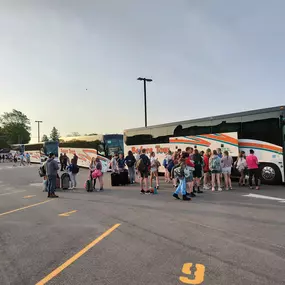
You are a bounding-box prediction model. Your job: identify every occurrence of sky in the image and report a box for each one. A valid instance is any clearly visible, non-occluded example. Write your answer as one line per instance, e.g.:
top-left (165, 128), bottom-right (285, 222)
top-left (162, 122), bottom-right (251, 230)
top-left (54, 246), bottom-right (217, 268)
top-left (0, 0), bottom-right (285, 143)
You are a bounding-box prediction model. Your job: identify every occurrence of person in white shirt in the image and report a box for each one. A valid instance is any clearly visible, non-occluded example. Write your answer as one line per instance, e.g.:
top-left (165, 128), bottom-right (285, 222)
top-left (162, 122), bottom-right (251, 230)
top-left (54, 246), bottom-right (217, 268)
top-left (150, 151), bottom-right (160, 189)
top-left (236, 151), bottom-right (247, 186)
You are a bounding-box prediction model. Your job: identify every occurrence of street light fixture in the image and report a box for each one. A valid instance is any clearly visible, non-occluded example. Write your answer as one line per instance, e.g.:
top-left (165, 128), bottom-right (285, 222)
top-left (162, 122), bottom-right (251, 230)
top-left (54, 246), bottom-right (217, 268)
top-left (35, 120), bottom-right (43, 143)
top-left (137, 77), bottom-right (153, 127)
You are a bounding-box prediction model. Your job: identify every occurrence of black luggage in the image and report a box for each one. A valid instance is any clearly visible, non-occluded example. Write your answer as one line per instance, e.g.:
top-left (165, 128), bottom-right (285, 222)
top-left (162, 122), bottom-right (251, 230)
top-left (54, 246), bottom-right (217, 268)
top-left (111, 172), bottom-right (120, 186)
top-left (119, 170), bottom-right (129, 186)
top-left (61, 172), bottom-right (70, 190)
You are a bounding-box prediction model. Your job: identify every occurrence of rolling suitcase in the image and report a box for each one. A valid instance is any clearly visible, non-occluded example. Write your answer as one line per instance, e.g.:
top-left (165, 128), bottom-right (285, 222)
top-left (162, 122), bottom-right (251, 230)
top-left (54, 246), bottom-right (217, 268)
top-left (61, 173), bottom-right (70, 190)
top-left (111, 172), bottom-right (120, 186)
top-left (119, 170), bottom-right (129, 186)
top-left (56, 174), bottom-right (60, 189)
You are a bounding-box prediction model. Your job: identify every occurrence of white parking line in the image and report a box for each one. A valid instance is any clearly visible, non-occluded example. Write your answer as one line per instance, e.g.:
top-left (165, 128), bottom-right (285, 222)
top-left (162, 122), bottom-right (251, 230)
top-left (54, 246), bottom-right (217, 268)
top-left (243, 193), bottom-right (285, 203)
top-left (0, 190), bottom-right (26, 196)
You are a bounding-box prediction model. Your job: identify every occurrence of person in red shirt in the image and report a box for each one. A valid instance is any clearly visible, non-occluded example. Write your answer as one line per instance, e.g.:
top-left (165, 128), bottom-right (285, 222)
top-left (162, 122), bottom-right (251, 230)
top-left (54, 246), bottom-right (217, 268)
top-left (246, 149), bottom-right (260, 190)
top-left (203, 148), bottom-right (211, 190)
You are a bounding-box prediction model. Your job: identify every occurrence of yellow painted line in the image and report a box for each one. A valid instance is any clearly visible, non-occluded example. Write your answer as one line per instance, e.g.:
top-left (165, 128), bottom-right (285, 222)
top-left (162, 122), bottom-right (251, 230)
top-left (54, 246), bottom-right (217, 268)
top-left (180, 263), bottom-right (205, 284)
top-left (35, 223), bottom-right (121, 285)
top-left (0, 200), bottom-right (52, 218)
top-left (23, 195), bottom-right (36, 199)
top-left (58, 210), bottom-right (77, 217)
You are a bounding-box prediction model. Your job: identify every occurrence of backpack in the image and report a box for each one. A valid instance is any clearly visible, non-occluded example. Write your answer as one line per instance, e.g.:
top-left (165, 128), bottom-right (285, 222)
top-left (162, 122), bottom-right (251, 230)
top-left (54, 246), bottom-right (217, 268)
top-left (39, 165), bottom-right (46, 177)
top-left (210, 156), bottom-right (221, 171)
top-left (72, 165), bottom-right (79, 174)
top-left (174, 166), bottom-right (184, 178)
top-left (163, 158), bottom-right (167, 168)
top-left (136, 158), bottom-right (146, 172)
top-left (167, 160), bottom-right (174, 172)
top-left (126, 157), bottom-right (135, 167)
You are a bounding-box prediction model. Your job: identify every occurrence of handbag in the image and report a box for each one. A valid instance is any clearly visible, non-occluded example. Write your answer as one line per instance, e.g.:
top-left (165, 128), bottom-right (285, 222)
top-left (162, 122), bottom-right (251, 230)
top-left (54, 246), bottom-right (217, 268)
top-left (92, 169), bottom-right (102, 179)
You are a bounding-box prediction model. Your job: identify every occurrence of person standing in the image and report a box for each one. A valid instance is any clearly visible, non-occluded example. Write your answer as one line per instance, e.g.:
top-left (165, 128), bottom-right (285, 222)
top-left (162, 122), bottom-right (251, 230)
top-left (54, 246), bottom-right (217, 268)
top-left (110, 153), bottom-right (118, 173)
top-left (117, 153), bottom-right (126, 172)
top-left (26, 153), bottom-right (31, 166)
top-left (89, 157), bottom-right (97, 189)
top-left (63, 153), bottom-right (68, 170)
top-left (67, 159), bottom-right (79, 189)
top-left (73, 153), bottom-right (78, 165)
top-left (94, 157), bottom-right (104, 191)
top-left (59, 153), bottom-right (64, 171)
top-left (46, 153), bottom-right (59, 198)
top-left (193, 149), bottom-right (203, 193)
top-left (19, 153), bottom-right (26, 166)
top-left (125, 151), bottom-right (136, 184)
top-left (209, 150), bottom-right (222, 191)
top-left (236, 151), bottom-right (247, 186)
top-left (137, 149), bottom-right (150, 194)
top-left (203, 149), bottom-right (211, 190)
top-left (217, 148), bottom-right (223, 158)
top-left (221, 150), bottom-right (233, 190)
top-left (150, 152), bottom-right (160, 190)
top-left (246, 149), bottom-right (260, 190)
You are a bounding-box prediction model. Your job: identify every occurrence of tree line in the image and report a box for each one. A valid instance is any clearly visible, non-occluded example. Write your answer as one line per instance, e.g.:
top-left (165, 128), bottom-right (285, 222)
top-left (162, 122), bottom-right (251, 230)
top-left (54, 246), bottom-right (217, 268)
top-left (0, 109), bottom-right (61, 148)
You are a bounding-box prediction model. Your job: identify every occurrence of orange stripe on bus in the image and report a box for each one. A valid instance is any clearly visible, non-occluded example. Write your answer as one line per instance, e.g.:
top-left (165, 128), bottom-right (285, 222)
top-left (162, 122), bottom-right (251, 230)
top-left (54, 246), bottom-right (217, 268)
top-left (201, 134), bottom-right (238, 145)
top-left (239, 142), bottom-right (282, 152)
top-left (169, 138), bottom-right (211, 146)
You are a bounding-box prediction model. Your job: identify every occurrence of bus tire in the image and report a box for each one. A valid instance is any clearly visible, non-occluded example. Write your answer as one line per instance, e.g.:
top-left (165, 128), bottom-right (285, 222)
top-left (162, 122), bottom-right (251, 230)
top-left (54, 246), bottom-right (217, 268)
top-left (259, 163), bottom-right (282, 185)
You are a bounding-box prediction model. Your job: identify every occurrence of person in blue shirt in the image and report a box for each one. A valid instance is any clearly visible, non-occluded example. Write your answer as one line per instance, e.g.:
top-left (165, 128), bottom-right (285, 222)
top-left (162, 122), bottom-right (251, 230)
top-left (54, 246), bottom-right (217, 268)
top-left (117, 153), bottom-right (126, 172)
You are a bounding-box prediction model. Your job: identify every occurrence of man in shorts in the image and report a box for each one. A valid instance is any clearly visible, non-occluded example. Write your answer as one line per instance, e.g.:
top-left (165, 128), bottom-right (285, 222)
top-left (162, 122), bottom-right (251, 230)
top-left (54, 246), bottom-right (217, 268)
top-left (137, 149), bottom-right (150, 194)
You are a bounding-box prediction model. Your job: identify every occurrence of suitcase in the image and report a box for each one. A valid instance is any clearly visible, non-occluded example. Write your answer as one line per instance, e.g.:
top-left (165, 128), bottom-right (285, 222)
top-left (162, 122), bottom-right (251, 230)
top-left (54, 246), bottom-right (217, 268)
top-left (61, 173), bottom-right (70, 190)
top-left (119, 170), bottom-right (129, 186)
top-left (56, 174), bottom-right (60, 189)
top-left (111, 172), bottom-right (120, 186)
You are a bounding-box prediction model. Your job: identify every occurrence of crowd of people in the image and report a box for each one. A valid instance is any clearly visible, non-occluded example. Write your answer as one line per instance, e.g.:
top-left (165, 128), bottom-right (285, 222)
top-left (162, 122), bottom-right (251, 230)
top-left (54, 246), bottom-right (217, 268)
top-left (109, 147), bottom-right (260, 201)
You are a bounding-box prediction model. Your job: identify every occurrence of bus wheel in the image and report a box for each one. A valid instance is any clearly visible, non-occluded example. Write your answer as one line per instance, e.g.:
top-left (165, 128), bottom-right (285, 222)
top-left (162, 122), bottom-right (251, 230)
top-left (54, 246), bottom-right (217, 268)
top-left (259, 163), bottom-right (281, 185)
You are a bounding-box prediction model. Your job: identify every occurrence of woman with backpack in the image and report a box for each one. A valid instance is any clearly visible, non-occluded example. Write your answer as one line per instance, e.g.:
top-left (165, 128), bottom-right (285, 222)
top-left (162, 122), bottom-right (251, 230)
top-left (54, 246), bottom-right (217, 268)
top-left (67, 159), bottom-right (79, 189)
top-left (125, 151), bottom-right (136, 184)
top-left (221, 150), bottom-right (233, 190)
top-left (209, 150), bottom-right (222, 191)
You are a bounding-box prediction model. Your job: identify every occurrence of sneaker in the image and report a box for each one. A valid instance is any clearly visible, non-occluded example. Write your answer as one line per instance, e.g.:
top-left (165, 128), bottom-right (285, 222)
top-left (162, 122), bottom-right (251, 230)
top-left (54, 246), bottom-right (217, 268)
top-left (190, 192), bottom-right (196, 197)
top-left (225, 188), bottom-right (229, 191)
top-left (145, 190), bottom-right (151, 194)
top-left (229, 187), bottom-right (233, 190)
top-left (218, 187), bottom-right (223, 192)
top-left (156, 185), bottom-right (159, 189)
top-left (193, 189), bottom-right (197, 193)
top-left (140, 189), bottom-right (145, 194)
top-left (203, 186), bottom-right (210, 190)
top-left (256, 186), bottom-right (260, 190)
top-left (197, 190), bottom-right (204, 194)
top-left (182, 195), bottom-right (191, 201)
top-left (173, 193), bottom-right (180, 200)
top-left (212, 187), bottom-right (215, 192)
top-left (172, 193), bottom-right (180, 200)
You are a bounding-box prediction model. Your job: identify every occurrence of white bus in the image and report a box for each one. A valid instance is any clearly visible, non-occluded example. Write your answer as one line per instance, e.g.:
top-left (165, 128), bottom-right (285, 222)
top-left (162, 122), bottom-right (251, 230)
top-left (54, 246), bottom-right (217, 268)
top-left (124, 106), bottom-right (285, 185)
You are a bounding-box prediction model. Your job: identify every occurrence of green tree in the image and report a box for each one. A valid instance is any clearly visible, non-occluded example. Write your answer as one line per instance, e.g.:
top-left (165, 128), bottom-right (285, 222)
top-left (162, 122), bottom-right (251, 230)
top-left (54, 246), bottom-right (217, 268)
top-left (0, 109), bottom-right (31, 144)
top-left (41, 134), bottom-right (49, 142)
top-left (50, 127), bottom-right (60, 141)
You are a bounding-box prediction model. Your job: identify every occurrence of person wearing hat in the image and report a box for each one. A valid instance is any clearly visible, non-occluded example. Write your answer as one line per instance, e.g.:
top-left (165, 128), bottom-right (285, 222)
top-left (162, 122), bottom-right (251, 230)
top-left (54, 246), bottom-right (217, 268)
top-left (46, 152), bottom-right (59, 198)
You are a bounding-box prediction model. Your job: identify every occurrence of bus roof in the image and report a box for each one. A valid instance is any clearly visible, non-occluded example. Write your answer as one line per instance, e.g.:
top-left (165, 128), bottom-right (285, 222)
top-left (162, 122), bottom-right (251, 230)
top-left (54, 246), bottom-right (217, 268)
top-left (124, 105), bottom-right (285, 132)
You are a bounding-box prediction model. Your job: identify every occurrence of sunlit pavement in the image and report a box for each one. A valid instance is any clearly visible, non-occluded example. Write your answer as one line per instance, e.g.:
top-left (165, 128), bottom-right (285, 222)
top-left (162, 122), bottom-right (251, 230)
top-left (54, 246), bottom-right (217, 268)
top-left (0, 164), bottom-right (285, 285)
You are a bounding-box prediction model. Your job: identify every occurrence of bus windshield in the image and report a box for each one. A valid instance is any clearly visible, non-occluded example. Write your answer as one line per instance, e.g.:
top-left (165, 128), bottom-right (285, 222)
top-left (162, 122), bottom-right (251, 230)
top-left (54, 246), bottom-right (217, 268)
top-left (43, 141), bottom-right (59, 157)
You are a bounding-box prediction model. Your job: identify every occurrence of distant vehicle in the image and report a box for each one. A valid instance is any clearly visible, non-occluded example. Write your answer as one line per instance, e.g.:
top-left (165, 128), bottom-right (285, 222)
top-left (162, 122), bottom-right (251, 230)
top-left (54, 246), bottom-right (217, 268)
top-left (124, 106), bottom-right (285, 185)
top-left (11, 134), bottom-right (123, 171)
top-left (11, 141), bottom-right (59, 163)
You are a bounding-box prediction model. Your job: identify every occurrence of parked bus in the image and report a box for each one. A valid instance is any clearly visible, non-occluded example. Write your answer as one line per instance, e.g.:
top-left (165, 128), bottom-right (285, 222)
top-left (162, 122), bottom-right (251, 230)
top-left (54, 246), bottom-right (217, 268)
top-left (124, 106), bottom-right (285, 184)
top-left (13, 134), bottom-right (123, 171)
top-left (11, 141), bottom-right (59, 162)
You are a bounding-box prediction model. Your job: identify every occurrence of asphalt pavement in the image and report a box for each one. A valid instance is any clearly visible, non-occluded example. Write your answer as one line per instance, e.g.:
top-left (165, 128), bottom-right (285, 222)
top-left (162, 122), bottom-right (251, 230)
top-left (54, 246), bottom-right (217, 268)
top-left (0, 162), bottom-right (285, 285)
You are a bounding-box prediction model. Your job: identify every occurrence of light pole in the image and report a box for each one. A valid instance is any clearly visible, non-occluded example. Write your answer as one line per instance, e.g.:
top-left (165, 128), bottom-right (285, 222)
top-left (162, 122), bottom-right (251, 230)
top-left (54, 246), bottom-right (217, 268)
top-left (137, 77), bottom-right (152, 127)
top-left (35, 120), bottom-right (43, 142)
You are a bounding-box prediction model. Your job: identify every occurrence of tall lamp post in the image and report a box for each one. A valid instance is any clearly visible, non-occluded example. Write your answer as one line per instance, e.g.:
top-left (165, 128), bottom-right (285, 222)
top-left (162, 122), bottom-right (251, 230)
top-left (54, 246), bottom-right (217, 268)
top-left (137, 77), bottom-right (152, 127)
top-left (35, 120), bottom-right (43, 143)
